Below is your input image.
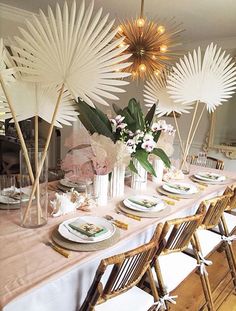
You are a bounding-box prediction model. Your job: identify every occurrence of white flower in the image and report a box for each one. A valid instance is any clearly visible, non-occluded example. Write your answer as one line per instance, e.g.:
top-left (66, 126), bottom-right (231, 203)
top-left (126, 139), bottom-right (137, 154)
top-left (141, 139), bottom-right (156, 152)
top-left (143, 133), bottom-right (154, 141)
top-left (128, 130), bottom-right (135, 137)
top-left (110, 115), bottom-right (127, 132)
top-left (135, 130), bottom-right (144, 137)
top-left (133, 130), bottom-right (144, 144)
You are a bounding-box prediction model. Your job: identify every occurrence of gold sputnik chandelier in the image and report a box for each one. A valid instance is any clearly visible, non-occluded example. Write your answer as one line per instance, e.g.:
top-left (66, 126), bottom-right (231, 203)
top-left (116, 0), bottom-right (184, 80)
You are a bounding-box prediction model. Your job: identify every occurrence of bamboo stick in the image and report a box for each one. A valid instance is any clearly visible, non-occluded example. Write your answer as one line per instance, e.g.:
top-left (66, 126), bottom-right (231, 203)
top-left (35, 115), bottom-right (41, 225)
top-left (173, 111), bottom-right (184, 155)
top-left (0, 76), bottom-right (34, 183)
top-left (22, 84), bottom-right (65, 224)
top-left (181, 100), bottom-right (199, 170)
top-left (186, 104), bottom-right (206, 156)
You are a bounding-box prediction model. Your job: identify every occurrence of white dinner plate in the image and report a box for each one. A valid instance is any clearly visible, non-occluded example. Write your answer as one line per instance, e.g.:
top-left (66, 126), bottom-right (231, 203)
top-left (163, 182), bottom-right (198, 195)
top-left (0, 195), bottom-right (20, 204)
top-left (123, 195), bottom-right (165, 212)
top-left (58, 216), bottom-right (115, 244)
top-left (59, 179), bottom-right (87, 191)
top-left (194, 171), bottom-right (226, 182)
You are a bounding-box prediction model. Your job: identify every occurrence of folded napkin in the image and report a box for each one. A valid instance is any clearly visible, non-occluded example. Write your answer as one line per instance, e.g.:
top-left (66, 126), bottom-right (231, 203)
top-left (166, 183), bottom-right (191, 192)
top-left (64, 223), bottom-right (110, 241)
top-left (128, 198), bottom-right (157, 208)
top-left (125, 198), bottom-right (165, 212)
top-left (197, 173), bottom-right (225, 181)
top-left (163, 166), bottom-right (184, 182)
top-left (69, 220), bottom-right (107, 237)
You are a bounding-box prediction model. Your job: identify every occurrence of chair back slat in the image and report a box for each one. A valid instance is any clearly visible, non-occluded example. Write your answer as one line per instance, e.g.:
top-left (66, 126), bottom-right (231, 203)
top-left (224, 186), bottom-right (236, 211)
top-left (156, 205), bottom-right (205, 255)
top-left (79, 239), bottom-right (158, 311)
top-left (189, 155), bottom-right (224, 170)
top-left (200, 194), bottom-right (231, 229)
top-left (103, 247), bottom-right (154, 297)
top-left (79, 224), bottom-right (163, 311)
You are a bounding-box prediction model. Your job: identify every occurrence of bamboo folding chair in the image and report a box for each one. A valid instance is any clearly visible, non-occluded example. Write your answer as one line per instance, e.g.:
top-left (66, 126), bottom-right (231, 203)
top-left (189, 155), bottom-right (224, 170)
top-left (221, 185), bottom-right (236, 234)
top-left (187, 193), bottom-right (236, 310)
top-left (148, 205), bottom-right (206, 311)
top-left (79, 224), bottom-right (163, 311)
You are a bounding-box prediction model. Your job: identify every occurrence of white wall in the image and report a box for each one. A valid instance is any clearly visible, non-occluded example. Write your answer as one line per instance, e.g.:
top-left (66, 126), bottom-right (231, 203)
top-left (1, 3), bottom-right (235, 172)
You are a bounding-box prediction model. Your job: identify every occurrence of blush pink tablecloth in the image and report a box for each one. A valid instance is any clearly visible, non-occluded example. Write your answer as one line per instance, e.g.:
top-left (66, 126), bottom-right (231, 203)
top-left (0, 166), bottom-right (235, 310)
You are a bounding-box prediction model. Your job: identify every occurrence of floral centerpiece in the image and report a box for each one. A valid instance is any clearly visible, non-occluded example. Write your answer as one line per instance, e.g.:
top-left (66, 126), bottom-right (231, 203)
top-left (77, 98), bottom-right (171, 179)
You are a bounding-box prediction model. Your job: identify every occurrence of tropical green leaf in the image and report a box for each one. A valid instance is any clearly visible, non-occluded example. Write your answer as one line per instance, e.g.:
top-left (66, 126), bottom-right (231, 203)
top-left (134, 149), bottom-right (156, 176)
top-left (153, 130), bottom-right (162, 142)
top-left (151, 148), bottom-right (171, 168)
top-left (121, 107), bottom-right (136, 130)
top-left (127, 99), bottom-right (145, 131)
top-left (128, 98), bottom-right (138, 116)
top-left (95, 105), bottom-right (112, 132)
top-left (112, 103), bottom-right (122, 115)
top-left (77, 99), bottom-right (115, 141)
top-left (145, 103), bottom-right (156, 126)
top-left (128, 159), bottom-right (138, 174)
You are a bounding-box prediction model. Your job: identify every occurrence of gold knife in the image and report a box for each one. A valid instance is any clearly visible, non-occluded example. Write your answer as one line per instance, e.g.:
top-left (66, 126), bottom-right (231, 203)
top-left (165, 194), bottom-right (181, 201)
top-left (113, 219), bottom-right (129, 230)
top-left (117, 209), bottom-right (141, 221)
top-left (162, 199), bottom-right (175, 206)
top-left (45, 241), bottom-right (70, 258)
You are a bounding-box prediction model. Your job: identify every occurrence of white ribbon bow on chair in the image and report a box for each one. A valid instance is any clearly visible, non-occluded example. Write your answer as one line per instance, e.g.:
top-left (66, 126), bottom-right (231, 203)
top-left (197, 252), bottom-right (213, 276)
top-left (221, 235), bottom-right (236, 245)
top-left (150, 293), bottom-right (178, 310)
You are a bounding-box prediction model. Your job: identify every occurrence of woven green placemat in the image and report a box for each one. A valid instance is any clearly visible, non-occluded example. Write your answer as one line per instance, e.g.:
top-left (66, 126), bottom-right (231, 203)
top-left (118, 202), bottom-right (171, 218)
top-left (52, 227), bottom-right (120, 252)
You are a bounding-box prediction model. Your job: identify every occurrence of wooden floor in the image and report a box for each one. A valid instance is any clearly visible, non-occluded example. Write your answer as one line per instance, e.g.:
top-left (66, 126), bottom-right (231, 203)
top-left (218, 295), bottom-right (236, 311)
top-left (166, 243), bottom-right (236, 310)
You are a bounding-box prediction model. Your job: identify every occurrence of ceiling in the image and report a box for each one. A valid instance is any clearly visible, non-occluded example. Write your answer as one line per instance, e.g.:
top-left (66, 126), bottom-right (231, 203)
top-left (1, 0), bottom-right (236, 43)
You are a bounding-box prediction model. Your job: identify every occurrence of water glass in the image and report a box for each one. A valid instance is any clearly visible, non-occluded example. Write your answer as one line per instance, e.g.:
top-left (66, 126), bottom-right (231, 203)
top-left (197, 152), bottom-right (207, 166)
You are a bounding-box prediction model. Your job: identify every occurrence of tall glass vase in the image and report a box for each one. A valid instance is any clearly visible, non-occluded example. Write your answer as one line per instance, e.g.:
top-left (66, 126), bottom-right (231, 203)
top-left (94, 174), bottom-right (109, 206)
top-left (110, 164), bottom-right (126, 198)
top-left (20, 149), bottom-right (48, 228)
top-left (131, 159), bottom-right (147, 191)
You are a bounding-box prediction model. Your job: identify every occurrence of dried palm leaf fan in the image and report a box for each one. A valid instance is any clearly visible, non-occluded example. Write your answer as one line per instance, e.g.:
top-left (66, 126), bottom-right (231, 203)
top-left (6, 0), bottom-right (132, 225)
top-left (144, 69), bottom-right (193, 154)
top-left (166, 43), bottom-right (236, 170)
top-left (116, 0), bottom-right (184, 80)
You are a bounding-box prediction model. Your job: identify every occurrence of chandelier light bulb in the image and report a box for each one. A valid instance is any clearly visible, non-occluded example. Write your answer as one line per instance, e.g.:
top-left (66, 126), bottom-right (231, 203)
top-left (160, 44), bottom-right (168, 53)
top-left (119, 42), bottom-right (125, 48)
top-left (157, 25), bottom-right (165, 34)
top-left (118, 25), bottom-right (123, 33)
top-left (139, 63), bottom-right (146, 72)
top-left (154, 70), bottom-right (160, 76)
top-left (136, 18), bottom-right (145, 27)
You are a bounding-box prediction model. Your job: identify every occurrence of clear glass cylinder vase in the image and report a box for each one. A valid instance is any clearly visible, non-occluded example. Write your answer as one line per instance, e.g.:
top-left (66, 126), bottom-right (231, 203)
top-left (94, 174), bottom-right (109, 206)
top-left (131, 159), bottom-right (147, 191)
top-left (20, 149), bottom-right (48, 228)
top-left (110, 164), bottom-right (126, 198)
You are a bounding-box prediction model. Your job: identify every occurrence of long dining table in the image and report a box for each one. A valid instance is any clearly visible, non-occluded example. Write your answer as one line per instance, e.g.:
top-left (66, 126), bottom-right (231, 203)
top-left (0, 166), bottom-right (235, 311)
